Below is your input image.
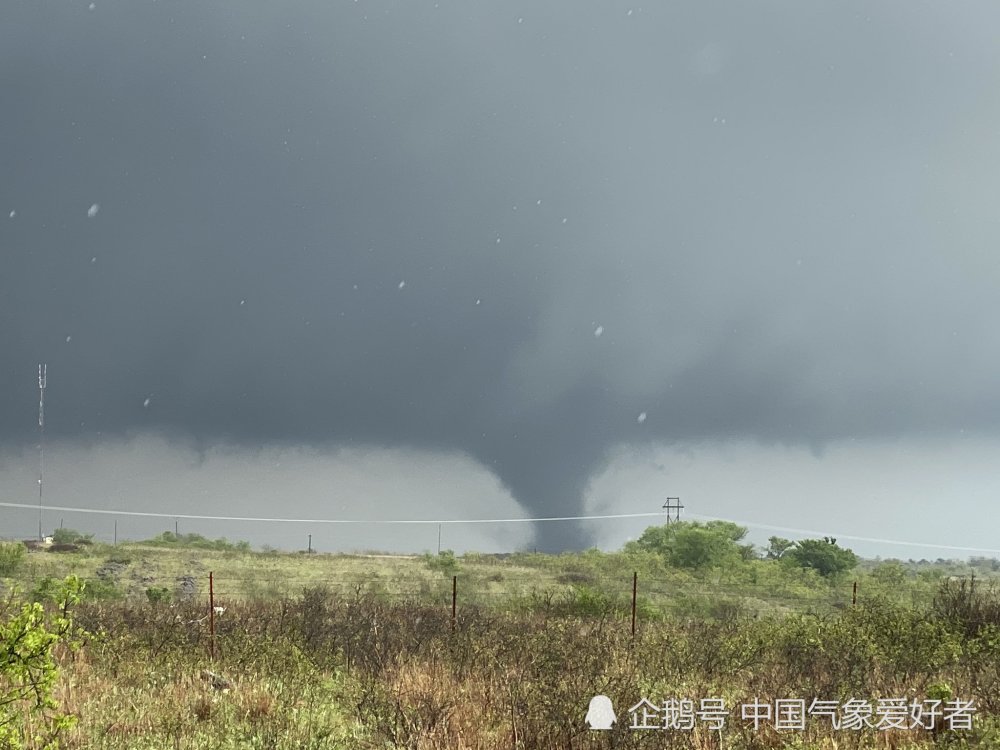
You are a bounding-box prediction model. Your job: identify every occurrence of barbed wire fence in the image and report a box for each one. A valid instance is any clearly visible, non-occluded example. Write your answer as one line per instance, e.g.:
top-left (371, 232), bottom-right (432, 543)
top-left (1, 500), bottom-right (991, 654)
top-left (2, 566), bottom-right (954, 631)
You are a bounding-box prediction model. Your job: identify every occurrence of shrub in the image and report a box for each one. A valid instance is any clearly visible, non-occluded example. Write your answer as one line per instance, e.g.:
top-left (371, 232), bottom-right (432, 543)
top-left (423, 550), bottom-right (459, 577)
top-left (784, 537), bottom-right (858, 577)
top-left (140, 531), bottom-right (251, 552)
top-left (191, 695), bottom-right (216, 721)
top-left (146, 586), bottom-right (172, 605)
top-left (31, 577), bottom-right (62, 604)
top-left (0, 576), bottom-right (84, 749)
top-left (52, 527), bottom-right (93, 545)
top-left (559, 585), bottom-right (617, 617)
top-left (105, 551), bottom-right (132, 565)
top-left (0, 543), bottom-right (26, 577)
top-left (870, 560), bottom-right (907, 588)
top-left (80, 578), bottom-right (124, 601)
top-left (625, 521), bottom-right (750, 570)
top-left (932, 577), bottom-right (1000, 638)
top-left (556, 570), bottom-right (594, 585)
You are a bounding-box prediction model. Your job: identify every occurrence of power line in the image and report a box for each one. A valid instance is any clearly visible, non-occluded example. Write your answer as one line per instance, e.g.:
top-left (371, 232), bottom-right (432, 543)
top-left (0, 501), bottom-right (661, 525)
top-left (2, 500), bottom-right (998, 556)
top-left (684, 512), bottom-right (1000, 556)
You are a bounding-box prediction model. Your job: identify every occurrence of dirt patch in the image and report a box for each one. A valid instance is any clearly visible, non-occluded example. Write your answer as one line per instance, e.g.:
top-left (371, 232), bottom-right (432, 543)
top-left (96, 560), bottom-right (129, 580)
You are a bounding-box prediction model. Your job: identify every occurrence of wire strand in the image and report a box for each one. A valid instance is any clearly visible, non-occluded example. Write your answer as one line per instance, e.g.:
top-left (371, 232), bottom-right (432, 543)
top-left (3, 501), bottom-right (998, 555)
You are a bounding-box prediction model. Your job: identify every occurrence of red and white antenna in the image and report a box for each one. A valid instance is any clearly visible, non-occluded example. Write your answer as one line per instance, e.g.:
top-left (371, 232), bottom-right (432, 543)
top-left (37, 364), bottom-right (46, 540)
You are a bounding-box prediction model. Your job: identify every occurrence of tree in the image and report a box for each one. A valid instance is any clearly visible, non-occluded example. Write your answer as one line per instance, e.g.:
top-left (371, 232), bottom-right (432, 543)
top-left (626, 521), bottom-right (749, 570)
top-left (784, 537), bottom-right (858, 577)
top-left (0, 576), bottom-right (84, 749)
top-left (765, 536), bottom-right (795, 560)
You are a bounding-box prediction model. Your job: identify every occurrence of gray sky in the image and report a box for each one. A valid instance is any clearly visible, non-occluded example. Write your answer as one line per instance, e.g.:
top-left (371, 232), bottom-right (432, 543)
top-left (2, 1), bottom-right (1000, 554)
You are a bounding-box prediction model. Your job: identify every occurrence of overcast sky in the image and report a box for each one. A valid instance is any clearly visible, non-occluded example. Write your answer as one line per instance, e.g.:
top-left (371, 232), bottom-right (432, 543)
top-left (2, 1), bottom-right (1000, 555)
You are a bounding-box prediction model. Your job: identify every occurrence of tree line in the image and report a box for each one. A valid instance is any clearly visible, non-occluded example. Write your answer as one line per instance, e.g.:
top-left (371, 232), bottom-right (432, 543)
top-left (625, 520), bottom-right (859, 577)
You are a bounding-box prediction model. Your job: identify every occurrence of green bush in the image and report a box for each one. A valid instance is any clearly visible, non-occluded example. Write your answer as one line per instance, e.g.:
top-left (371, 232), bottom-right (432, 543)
top-left (31, 577), bottom-right (62, 604)
top-left (870, 560), bottom-right (907, 588)
top-left (105, 550), bottom-right (132, 565)
top-left (0, 576), bottom-right (84, 749)
top-left (784, 537), bottom-right (858, 577)
top-left (32, 575), bottom-right (121, 604)
top-left (52, 527), bottom-right (94, 545)
top-left (669, 592), bottom-right (751, 620)
top-left (140, 531), bottom-right (251, 552)
top-left (560, 585), bottom-right (617, 617)
top-left (145, 586), bottom-right (172, 604)
top-left (80, 578), bottom-right (124, 601)
top-left (423, 550), bottom-right (459, 577)
top-left (625, 521), bottom-right (750, 570)
top-left (0, 542), bottom-right (26, 577)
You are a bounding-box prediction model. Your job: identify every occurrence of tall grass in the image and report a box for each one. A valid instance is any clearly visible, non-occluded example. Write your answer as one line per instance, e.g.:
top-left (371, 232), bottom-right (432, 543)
top-left (22, 577), bottom-right (997, 748)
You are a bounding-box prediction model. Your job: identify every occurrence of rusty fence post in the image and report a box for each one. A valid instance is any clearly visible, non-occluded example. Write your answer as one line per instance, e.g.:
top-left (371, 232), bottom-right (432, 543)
top-left (852, 580), bottom-right (857, 607)
top-left (631, 572), bottom-right (638, 640)
top-left (451, 575), bottom-right (457, 633)
top-left (209, 572), bottom-right (216, 660)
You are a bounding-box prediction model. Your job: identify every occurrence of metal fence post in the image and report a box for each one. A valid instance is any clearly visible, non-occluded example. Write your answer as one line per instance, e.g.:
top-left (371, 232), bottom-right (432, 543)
top-left (631, 572), bottom-right (638, 639)
top-left (209, 572), bottom-right (216, 660)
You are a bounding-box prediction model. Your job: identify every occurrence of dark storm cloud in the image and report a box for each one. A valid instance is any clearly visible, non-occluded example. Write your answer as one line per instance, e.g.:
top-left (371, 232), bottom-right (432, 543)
top-left (3, 0), bottom-right (1000, 549)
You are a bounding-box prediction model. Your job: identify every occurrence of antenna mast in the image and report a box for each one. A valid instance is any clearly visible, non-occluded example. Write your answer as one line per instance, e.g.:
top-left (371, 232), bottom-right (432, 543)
top-left (38, 364), bottom-right (46, 541)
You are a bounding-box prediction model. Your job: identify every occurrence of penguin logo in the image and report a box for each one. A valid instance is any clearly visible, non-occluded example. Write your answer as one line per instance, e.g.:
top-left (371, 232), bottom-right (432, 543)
top-left (586, 695), bottom-right (617, 730)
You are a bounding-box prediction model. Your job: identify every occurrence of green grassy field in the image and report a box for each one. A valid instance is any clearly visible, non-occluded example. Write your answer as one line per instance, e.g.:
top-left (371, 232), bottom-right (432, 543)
top-left (3, 536), bottom-right (975, 614)
top-left (2, 536), bottom-right (999, 749)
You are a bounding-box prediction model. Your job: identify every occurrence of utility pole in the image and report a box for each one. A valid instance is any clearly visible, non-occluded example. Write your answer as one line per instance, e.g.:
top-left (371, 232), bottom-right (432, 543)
top-left (662, 497), bottom-right (683, 524)
top-left (37, 364), bottom-right (46, 541)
